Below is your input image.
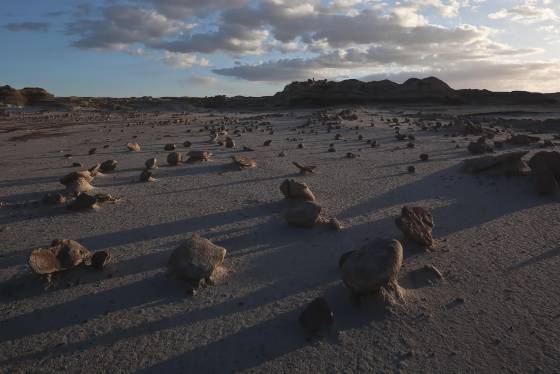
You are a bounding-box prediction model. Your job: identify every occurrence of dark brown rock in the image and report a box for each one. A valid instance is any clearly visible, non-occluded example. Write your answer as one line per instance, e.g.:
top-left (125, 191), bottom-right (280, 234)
top-left (395, 206), bottom-right (434, 248)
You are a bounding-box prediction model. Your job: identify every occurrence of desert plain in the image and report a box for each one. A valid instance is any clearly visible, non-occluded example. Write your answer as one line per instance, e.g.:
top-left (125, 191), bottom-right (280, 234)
top-left (1, 104), bottom-right (560, 373)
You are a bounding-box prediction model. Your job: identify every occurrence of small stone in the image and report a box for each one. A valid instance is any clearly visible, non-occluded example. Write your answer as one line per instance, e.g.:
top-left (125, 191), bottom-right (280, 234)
top-left (183, 141), bottom-right (192, 147)
top-left (145, 158), bottom-right (157, 169)
top-left (72, 162), bottom-right (83, 167)
top-left (126, 142), bottom-right (141, 152)
top-left (299, 297), bottom-right (335, 334)
top-left (28, 239), bottom-right (91, 275)
top-left (280, 179), bottom-right (316, 201)
top-left (263, 139), bottom-right (272, 146)
top-left (100, 160), bottom-right (117, 173)
top-left (140, 169), bottom-right (155, 182)
top-left (395, 206), bottom-right (434, 248)
top-left (167, 234), bottom-right (227, 281)
top-left (164, 143), bottom-right (176, 151)
top-left (91, 251), bottom-right (111, 270)
top-left (88, 148), bottom-right (97, 155)
top-left (420, 154), bottom-right (429, 161)
top-left (407, 165), bottom-right (416, 173)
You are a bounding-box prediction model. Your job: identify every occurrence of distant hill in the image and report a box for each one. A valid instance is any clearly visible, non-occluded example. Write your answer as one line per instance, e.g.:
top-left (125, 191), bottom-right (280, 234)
top-left (0, 85), bottom-right (56, 107)
top-left (273, 77), bottom-right (557, 106)
top-left (1, 78), bottom-right (558, 110)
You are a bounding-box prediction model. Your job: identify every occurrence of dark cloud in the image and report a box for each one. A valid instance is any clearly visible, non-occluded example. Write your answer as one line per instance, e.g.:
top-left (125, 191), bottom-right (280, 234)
top-left (4, 22), bottom-right (50, 32)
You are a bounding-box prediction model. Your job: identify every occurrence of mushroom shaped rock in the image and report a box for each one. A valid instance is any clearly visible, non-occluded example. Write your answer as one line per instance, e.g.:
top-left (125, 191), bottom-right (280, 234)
top-left (283, 201), bottom-right (322, 228)
top-left (395, 206), bottom-right (434, 248)
top-left (339, 238), bottom-right (403, 296)
top-left (280, 179), bottom-right (316, 201)
top-left (28, 239), bottom-right (91, 275)
top-left (167, 234), bottom-right (227, 282)
top-left (167, 152), bottom-right (183, 166)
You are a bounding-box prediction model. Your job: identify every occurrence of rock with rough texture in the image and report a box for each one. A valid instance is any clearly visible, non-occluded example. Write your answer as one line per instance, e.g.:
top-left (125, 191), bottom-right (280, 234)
top-left (167, 152), bottom-right (183, 166)
top-left (225, 138), bottom-right (235, 148)
top-left (164, 143), bottom-right (176, 151)
top-left (283, 201), bottom-right (322, 228)
top-left (183, 140), bottom-right (192, 148)
top-left (395, 206), bottom-right (434, 247)
top-left (280, 179), bottom-right (316, 201)
top-left (528, 151), bottom-right (560, 195)
top-left (231, 155), bottom-right (256, 169)
top-left (339, 238), bottom-right (403, 296)
top-left (68, 193), bottom-right (98, 210)
top-left (299, 297), bottom-right (335, 334)
top-left (463, 151), bottom-right (529, 176)
top-left (28, 239), bottom-right (91, 275)
top-left (167, 234), bottom-right (227, 281)
top-left (126, 142), bottom-right (141, 152)
top-left (100, 160), bottom-right (117, 173)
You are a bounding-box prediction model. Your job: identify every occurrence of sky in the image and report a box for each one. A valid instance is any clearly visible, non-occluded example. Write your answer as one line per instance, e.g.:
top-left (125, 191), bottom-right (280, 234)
top-left (1, 0), bottom-right (559, 97)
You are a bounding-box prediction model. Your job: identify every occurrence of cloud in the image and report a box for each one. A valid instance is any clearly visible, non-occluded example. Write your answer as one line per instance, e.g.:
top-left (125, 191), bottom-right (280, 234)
top-left (161, 51), bottom-right (210, 68)
top-left (489, 1), bottom-right (559, 24)
top-left (4, 22), bottom-right (50, 32)
top-left (188, 75), bottom-right (219, 86)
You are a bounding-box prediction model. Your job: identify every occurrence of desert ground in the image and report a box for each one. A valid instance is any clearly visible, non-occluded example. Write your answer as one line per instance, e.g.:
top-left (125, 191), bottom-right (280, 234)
top-left (1, 106), bottom-right (559, 373)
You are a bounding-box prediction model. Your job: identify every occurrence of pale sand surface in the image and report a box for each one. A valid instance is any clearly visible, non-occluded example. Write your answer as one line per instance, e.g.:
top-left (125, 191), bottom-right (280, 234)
top-left (1, 106), bottom-right (559, 373)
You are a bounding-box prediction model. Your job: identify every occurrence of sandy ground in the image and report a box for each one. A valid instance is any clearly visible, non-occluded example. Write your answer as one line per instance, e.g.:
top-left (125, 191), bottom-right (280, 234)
top-left (0, 106), bottom-right (559, 373)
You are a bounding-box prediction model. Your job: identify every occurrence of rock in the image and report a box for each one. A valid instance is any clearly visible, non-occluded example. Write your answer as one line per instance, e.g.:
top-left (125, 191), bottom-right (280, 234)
top-left (145, 158), bottom-right (157, 169)
top-left (278, 150), bottom-right (287, 157)
top-left (167, 234), bottom-right (227, 282)
top-left (60, 170), bottom-right (93, 186)
top-left (88, 148), bottom-right (97, 155)
top-left (225, 138), bottom-right (235, 148)
top-left (186, 150), bottom-right (212, 163)
top-left (68, 192), bottom-right (98, 210)
top-left (407, 165), bottom-right (416, 173)
top-left (328, 147), bottom-right (336, 152)
top-left (468, 141), bottom-right (492, 155)
top-left (327, 217), bottom-right (343, 230)
top-left (280, 179), bottom-right (316, 201)
top-left (243, 146), bottom-right (255, 152)
top-left (298, 143), bottom-right (304, 149)
top-left (299, 297), bottom-right (335, 334)
top-left (419, 153), bottom-right (429, 161)
top-left (72, 162), bottom-right (82, 167)
top-left (263, 139), bottom-right (272, 146)
top-left (462, 151), bottom-right (529, 176)
top-left (509, 134), bottom-right (540, 145)
top-left (164, 143), bottom-right (176, 151)
top-left (283, 201), bottom-right (322, 228)
top-left (140, 169), bottom-right (155, 182)
top-left (91, 251), bottom-right (111, 270)
top-left (42, 193), bottom-right (66, 205)
top-left (167, 152), bottom-right (183, 166)
top-left (100, 160), bottom-right (117, 173)
top-left (231, 155), bottom-right (256, 169)
top-left (339, 238), bottom-right (403, 296)
top-left (95, 193), bottom-right (118, 203)
top-left (528, 151), bottom-right (560, 195)
top-left (293, 161), bottom-right (316, 174)
top-left (346, 152), bottom-right (359, 159)
top-left (395, 206), bottom-right (434, 248)
top-left (28, 239), bottom-right (91, 275)
top-left (183, 141), bottom-right (192, 147)
top-left (126, 142), bottom-right (141, 152)
top-left (60, 171), bottom-right (95, 194)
